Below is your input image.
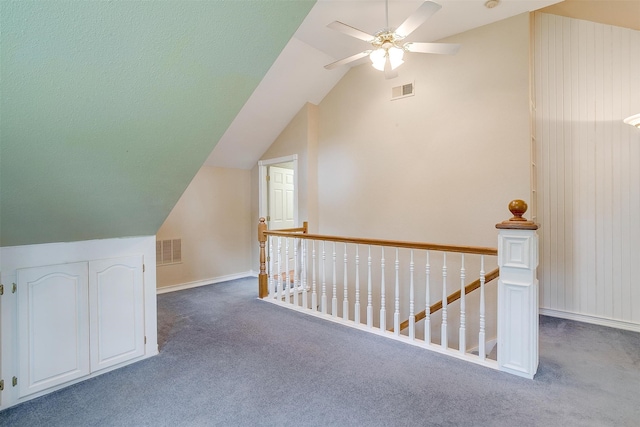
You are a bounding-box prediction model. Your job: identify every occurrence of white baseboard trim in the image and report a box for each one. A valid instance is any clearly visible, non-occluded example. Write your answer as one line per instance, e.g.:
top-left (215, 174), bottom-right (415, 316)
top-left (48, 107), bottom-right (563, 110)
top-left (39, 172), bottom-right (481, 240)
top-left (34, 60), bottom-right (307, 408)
top-left (540, 308), bottom-right (640, 333)
top-left (156, 271), bottom-right (254, 294)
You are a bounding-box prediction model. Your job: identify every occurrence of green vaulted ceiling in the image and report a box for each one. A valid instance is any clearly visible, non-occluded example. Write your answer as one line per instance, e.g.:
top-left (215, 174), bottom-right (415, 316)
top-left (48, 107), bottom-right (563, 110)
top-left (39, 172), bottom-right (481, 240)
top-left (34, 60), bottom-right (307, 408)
top-left (0, 0), bottom-right (314, 247)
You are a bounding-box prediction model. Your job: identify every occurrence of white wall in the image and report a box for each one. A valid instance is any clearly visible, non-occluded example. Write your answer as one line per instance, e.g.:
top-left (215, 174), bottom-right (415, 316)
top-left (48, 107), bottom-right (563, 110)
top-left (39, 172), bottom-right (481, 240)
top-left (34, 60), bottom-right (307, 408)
top-left (156, 165), bottom-right (252, 291)
top-left (251, 103), bottom-right (319, 270)
top-left (258, 102), bottom-right (319, 232)
top-left (534, 13), bottom-right (640, 330)
top-left (317, 13), bottom-right (532, 247)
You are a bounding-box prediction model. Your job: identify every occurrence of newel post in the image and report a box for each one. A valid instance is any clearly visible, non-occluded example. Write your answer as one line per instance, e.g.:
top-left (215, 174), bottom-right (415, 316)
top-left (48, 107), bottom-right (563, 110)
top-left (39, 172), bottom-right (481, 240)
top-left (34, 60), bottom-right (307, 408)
top-left (496, 200), bottom-right (539, 379)
top-left (258, 218), bottom-right (268, 299)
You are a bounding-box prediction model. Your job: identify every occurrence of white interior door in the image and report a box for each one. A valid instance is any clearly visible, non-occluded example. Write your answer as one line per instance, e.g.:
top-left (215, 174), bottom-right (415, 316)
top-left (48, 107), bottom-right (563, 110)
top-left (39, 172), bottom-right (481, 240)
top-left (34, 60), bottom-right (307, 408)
top-left (17, 262), bottom-right (90, 397)
top-left (268, 166), bottom-right (295, 230)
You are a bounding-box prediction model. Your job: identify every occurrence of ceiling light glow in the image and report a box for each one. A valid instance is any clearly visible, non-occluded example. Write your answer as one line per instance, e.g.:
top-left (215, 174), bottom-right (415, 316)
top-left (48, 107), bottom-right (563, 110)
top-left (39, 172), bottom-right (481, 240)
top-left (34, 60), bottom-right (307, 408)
top-left (623, 113), bottom-right (640, 128)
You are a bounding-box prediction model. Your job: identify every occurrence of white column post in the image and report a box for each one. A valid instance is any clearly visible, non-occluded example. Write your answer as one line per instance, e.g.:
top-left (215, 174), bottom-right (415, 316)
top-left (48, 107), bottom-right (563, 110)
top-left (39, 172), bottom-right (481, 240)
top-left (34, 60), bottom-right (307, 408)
top-left (496, 200), bottom-right (539, 379)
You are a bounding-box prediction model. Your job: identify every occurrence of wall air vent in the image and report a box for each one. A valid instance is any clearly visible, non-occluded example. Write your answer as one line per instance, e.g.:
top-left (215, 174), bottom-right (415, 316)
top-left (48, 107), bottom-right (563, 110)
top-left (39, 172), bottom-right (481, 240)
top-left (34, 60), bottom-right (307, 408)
top-left (391, 82), bottom-right (415, 100)
top-left (156, 239), bottom-right (182, 265)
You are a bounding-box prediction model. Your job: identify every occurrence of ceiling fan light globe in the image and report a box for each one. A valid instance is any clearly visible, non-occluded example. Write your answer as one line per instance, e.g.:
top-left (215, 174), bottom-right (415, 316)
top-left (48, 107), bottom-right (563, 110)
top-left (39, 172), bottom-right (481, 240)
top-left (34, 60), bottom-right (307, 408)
top-left (370, 49), bottom-right (386, 71)
top-left (388, 47), bottom-right (404, 69)
top-left (623, 113), bottom-right (640, 128)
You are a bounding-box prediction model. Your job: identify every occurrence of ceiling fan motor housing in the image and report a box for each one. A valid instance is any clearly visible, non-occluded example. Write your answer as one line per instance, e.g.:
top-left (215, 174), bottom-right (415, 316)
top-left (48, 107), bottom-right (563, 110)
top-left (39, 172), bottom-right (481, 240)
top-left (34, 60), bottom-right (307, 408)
top-left (324, 0), bottom-right (459, 77)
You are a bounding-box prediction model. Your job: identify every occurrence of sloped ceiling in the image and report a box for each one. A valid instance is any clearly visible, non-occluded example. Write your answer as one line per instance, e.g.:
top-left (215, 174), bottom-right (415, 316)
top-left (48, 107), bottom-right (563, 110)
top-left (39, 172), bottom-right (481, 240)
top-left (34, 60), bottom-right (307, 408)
top-left (0, 0), bottom-right (315, 247)
top-left (540, 0), bottom-right (640, 30)
top-left (205, 0), bottom-right (638, 170)
top-left (206, 0), bottom-right (563, 169)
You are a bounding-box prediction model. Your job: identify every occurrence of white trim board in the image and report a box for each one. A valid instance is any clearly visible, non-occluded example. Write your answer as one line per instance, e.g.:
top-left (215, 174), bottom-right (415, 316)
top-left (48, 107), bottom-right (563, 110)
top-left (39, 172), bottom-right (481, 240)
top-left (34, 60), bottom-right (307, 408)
top-left (540, 308), bottom-right (640, 333)
top-left (156, 271), bottom-right (254, 295)
top-left (258, 297), bottom-right (500, 372)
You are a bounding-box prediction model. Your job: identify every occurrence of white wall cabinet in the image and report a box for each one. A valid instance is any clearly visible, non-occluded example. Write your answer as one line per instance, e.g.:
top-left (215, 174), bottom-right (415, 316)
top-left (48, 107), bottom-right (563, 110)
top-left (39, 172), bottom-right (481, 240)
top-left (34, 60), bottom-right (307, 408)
top-left (16, 256), bottom-right (144, 398)
top-left (0, 236), bottom-right (157, 411)
top-left (89, 257), bottom-right (145, 371)
top-left (17, 262), bottom-right (90, 397)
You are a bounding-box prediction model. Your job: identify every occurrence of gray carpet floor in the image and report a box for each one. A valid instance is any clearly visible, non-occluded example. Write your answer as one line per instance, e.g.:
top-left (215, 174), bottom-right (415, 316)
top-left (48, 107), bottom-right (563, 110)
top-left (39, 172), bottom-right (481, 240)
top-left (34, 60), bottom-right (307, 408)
top-left (1, 277), bottom-right (638, 426)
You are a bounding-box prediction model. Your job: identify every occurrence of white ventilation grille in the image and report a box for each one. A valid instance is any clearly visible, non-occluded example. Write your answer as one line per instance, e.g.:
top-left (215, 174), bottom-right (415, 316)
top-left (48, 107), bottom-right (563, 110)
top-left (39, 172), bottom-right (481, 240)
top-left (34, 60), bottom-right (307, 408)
top-left (156, 239), bottom-right (182, 265)
top-left (391, 82), bottom-right (415, 100)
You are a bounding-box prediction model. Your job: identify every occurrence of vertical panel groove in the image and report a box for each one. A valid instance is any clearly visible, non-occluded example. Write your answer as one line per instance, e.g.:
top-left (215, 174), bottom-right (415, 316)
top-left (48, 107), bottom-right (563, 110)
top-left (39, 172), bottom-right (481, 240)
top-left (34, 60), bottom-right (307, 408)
top-left (535, 13), bottom-right (640, 324)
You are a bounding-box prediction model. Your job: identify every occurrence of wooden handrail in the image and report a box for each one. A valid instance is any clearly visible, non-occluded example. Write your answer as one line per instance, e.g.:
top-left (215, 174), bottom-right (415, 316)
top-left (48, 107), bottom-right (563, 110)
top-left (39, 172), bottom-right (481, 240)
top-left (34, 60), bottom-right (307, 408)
top-left (271, 222), bottom-right (308, 234)
top-left (396, 267), bottom-right (501, 332)
top-left (262, 230), bottom-right (497, 256)
top-left (258, 217), bottom-right (497, 300)
top-left (258, 220), bottom-right (306, 298)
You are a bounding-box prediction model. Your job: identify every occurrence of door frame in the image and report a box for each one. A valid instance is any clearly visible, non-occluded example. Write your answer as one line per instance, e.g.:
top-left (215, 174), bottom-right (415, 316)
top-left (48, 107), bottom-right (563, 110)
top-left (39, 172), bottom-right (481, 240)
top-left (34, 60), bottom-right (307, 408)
top-left (258, 155), bottom-right (299, 229)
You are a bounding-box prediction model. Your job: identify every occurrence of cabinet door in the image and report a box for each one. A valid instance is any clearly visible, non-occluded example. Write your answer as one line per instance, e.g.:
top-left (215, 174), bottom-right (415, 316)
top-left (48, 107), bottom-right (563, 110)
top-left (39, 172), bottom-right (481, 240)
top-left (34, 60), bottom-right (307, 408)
top-left (89, 256), bottom-right (144, 372)
top-left (17, 262), bottom-right (90, 397)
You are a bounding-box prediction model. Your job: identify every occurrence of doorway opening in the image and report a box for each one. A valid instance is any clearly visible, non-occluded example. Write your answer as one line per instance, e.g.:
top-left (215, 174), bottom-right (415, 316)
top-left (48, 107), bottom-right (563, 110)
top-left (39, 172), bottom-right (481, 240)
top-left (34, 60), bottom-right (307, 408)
top-left (258, 155), bottom-right (298, 230)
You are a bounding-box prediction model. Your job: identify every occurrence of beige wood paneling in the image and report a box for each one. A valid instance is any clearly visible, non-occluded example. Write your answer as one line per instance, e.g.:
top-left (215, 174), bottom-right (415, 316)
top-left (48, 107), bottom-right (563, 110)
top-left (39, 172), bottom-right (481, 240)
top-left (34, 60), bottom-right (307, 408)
top-left (535, 13), bottom-right (640, 324)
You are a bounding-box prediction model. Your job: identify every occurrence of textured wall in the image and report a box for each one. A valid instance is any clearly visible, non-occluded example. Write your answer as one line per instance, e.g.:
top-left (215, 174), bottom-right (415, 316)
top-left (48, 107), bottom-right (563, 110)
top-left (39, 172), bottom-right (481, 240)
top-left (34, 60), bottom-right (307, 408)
top-left (0, 0), bottom-right (314, 246)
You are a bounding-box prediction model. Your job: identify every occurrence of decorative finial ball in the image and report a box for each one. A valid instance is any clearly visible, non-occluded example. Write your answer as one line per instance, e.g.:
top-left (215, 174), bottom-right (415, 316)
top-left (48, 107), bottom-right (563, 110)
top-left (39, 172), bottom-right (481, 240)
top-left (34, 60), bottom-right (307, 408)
top-left (508, 199), bottom-right (528, 220)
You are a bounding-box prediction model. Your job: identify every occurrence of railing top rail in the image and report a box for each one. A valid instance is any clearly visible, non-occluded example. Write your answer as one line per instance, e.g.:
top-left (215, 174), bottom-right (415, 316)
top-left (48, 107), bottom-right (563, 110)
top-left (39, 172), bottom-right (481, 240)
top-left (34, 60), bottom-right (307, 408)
top-left (270, 227), bottom-right (306, 233)
top-left (263, 230), bottom-right (497, 256)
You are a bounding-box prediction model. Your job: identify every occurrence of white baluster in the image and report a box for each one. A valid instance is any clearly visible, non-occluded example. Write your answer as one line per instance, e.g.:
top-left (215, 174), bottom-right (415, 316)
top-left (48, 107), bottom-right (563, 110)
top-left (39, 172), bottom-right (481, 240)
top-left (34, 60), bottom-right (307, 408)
top-left (441, 252), bottom-right (448, 349)
top-left (380, 247), bottom-right (386, 332)
top-left (332, 242), bottom-right (337, 317)
top-left (302, 239), bottom-right (308, 309)
top-left (343, 243), bottom-right (349, 321)
top-left (425, 251), bottom-right (431, 343)
top-left (285, 238), bottom-right (290, 303)
top-left (459, 254), bottom-right (466, 354)
top-left (321, 241), bottom-right (327, 314)
top-left (277, 237), bottom-right (282, 302)
top-left (479, 255), bottom-right (486, 360)
top-left (312, 241), bottom-right (317, 311)
top-left (355, 246), bottom-right (361, 324)
top-left (394, 248), bottom-right (400, 336)
top-left (367, 245), bottom-right (373, 328)
top-left (409, 250), bottom-right (415, 340)
top-left (293, 238), bottom-right (299, 307)
top-left (268, 236), bottom-right (274, 298)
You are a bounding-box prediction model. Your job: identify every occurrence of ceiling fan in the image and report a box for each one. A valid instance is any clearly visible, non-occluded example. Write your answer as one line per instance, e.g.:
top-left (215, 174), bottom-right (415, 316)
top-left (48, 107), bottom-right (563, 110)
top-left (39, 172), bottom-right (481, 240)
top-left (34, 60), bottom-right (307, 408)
top-left (324, 0), bottom-right (460, 79)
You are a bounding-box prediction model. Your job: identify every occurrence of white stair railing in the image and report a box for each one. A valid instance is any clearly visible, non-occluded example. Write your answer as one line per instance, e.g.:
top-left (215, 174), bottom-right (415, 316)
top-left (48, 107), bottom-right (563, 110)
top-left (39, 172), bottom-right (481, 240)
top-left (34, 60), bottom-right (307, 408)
top-left (257, 200), bottom-right (539, 378)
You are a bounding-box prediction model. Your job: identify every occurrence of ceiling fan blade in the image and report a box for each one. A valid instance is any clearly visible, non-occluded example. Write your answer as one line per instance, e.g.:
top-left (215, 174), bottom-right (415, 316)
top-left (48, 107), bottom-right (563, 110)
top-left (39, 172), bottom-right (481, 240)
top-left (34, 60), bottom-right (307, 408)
top-left (324, 50), bottom-right (372, 70)
top-left (404, 42), bottom-right (461, 55)
top-left (384, 57), bottom-right (398, 80)
top-left (395, 1), bottom-right (442, 38)
top-left (327, 21), bottom-right (375, 42)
